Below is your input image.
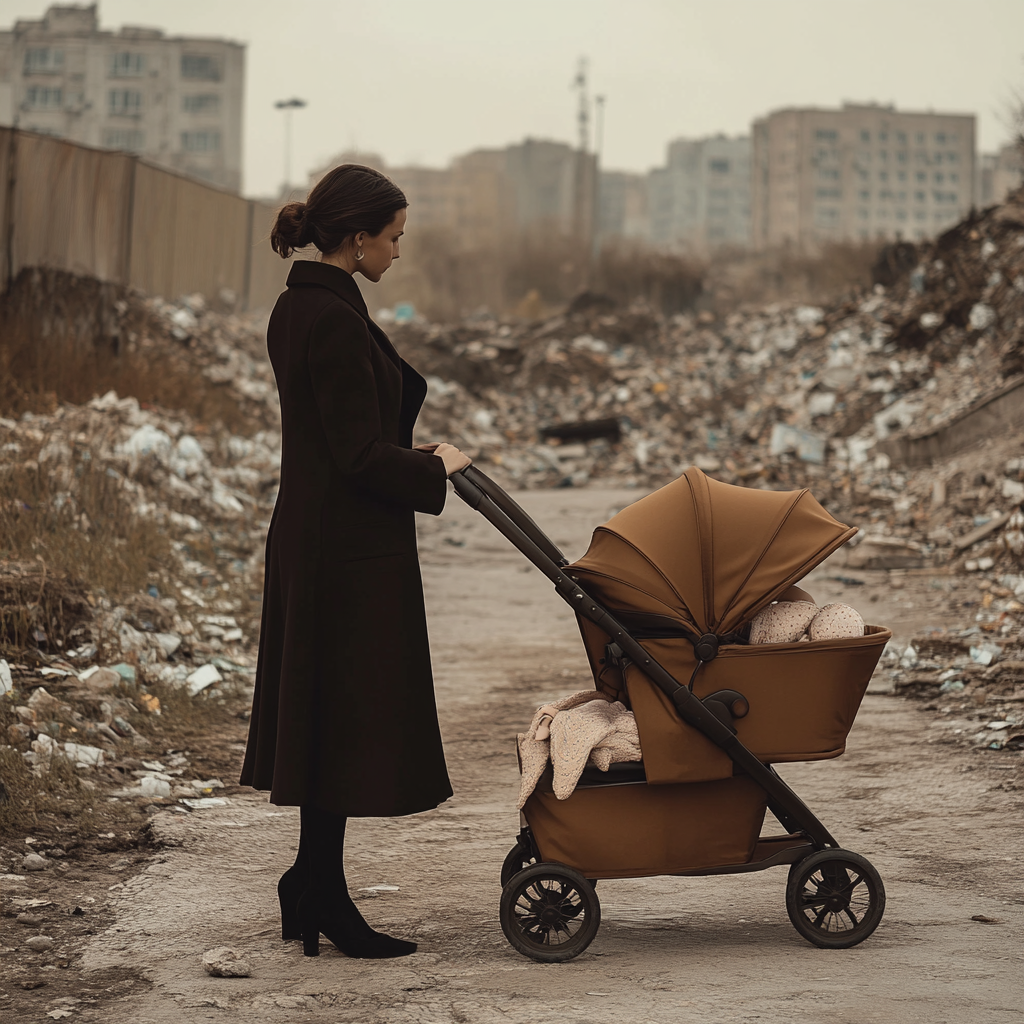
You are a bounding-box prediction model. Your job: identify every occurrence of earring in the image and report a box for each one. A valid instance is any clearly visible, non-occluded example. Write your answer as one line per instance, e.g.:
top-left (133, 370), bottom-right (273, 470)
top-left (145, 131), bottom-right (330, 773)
top-left (355, 251), bottom-right (364, 261)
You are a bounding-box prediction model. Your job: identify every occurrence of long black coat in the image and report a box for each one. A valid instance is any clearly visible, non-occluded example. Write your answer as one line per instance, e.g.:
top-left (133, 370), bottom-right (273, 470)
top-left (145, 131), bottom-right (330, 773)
top-left (239, 260), bottom-right (452, 816)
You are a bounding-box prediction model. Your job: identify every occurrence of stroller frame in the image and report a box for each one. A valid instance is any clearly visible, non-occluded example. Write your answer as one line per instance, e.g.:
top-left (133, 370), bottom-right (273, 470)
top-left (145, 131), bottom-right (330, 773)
top-left (452, 466), bottom-right (885, 960)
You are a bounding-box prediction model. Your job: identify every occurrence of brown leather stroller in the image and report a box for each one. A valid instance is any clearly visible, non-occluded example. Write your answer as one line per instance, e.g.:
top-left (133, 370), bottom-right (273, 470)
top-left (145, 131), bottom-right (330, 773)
top-left (452, 465), bottom-right (891, 963)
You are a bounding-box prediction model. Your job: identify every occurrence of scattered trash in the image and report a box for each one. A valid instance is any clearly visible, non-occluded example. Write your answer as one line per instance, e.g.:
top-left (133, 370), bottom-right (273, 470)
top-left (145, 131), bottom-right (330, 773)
top-left (202, 946), bottom-right (252, 977)
top-left (180, 797), bottom-right (229, 809)
top-left (185, 663), bottom-right (223, 696)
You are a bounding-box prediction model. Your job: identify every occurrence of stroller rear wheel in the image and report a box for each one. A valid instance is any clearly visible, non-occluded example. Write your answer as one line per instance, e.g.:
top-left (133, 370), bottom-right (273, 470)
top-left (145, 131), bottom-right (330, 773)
top-left (500, 841), bottom-right (537, 887)
top-left (500, 863), bottom-right (601, 963)
top-left (786, 849), bottom-right (885, 949)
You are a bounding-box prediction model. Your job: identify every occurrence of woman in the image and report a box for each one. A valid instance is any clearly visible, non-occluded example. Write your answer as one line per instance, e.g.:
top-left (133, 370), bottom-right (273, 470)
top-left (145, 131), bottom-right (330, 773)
top-left (239, 164), bottom-right (470, 960)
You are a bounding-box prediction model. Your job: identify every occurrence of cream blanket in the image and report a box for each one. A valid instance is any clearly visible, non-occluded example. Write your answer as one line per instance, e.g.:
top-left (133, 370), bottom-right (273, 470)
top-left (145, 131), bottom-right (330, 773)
top-left (516, 690), bottom-right (642, 808)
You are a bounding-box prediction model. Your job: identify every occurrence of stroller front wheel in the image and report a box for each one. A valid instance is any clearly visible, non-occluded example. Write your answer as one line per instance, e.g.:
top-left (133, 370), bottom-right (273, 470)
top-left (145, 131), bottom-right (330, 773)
top-left (785, 849), bottom-right (885, 949)
top-left (500, 862), bottom-right (601, 963)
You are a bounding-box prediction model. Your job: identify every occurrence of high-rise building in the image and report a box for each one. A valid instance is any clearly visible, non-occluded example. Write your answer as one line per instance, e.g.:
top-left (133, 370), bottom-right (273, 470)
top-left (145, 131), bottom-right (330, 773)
top-left (752, 103), bottom-right (975, 250)
top-left (0, 3), bottom-right (244, 192)
top-left (647, 135), bottom-right (752, 252)
top-left (596, 170), bottom-right (649, 246)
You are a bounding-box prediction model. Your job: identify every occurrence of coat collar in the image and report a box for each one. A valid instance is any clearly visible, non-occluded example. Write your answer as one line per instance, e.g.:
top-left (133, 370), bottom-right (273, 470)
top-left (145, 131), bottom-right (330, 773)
top-left (287, 260), bottom-right (402, 369)
top-left (287, 260), bottom-right (369, 318)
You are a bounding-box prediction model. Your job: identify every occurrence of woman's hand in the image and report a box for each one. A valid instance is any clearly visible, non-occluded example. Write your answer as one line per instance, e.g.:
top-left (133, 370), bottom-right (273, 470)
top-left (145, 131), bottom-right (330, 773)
top-left (431, 443), bottom-right (472, 477)
top-left (413, 443), bottom-right (440, 453)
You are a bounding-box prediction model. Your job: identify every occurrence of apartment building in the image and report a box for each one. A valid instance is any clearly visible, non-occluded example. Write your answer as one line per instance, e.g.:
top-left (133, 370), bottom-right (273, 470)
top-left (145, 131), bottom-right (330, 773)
top-left (597, 170), bottom-right (649, 245)
top-left (647, 135), bottom-right (752, 252)
top-left (977, 142), bottom-right (1023, 207)
top-left (752, 103), bottom-right (975, 250)
top-left (0, 3), bottom-right (244, 191)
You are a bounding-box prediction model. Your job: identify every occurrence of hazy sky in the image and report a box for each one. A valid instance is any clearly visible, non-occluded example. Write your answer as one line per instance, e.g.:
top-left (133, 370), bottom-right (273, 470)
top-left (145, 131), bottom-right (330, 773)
top-left (8, 0), bottom-right (1024, 196)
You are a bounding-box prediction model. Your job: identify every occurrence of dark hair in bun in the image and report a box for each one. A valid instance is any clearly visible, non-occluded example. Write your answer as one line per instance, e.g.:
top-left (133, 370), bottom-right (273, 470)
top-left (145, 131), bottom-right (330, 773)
top-left (270, 164), bottom-right (408, 259)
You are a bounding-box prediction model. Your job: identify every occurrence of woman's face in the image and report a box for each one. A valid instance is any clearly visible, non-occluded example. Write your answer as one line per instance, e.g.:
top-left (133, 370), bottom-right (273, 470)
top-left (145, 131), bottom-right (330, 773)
top-left (355, 208), bottom-right (406, 283)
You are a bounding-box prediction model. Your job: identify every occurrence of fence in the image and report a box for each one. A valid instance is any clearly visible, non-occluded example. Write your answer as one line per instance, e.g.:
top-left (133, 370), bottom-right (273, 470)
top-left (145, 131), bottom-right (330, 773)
top-left (0, 127), bottom-right (289, 310)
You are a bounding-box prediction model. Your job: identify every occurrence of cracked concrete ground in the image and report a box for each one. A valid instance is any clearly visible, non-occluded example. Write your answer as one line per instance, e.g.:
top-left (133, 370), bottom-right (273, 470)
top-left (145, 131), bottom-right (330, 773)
top-left (76, 489), bottom-right (1023, 1024)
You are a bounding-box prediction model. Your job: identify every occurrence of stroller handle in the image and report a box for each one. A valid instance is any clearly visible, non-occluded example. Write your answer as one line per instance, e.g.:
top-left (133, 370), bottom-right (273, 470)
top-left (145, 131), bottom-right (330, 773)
top-left (451, 465), bottom-right (569, 570)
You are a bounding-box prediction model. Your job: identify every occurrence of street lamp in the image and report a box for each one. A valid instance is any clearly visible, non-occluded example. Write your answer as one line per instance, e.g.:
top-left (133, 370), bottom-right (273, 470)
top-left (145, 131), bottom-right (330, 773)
top-left (274, 97), bottom-right (307, 194)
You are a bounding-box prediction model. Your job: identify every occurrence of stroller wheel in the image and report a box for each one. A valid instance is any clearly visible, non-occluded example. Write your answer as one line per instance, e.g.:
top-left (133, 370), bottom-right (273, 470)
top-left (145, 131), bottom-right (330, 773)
top-left (500, 841), bottom-right (537, 888)
top-left (500, 863), bottom-right (600, 963)
top-left (786, 849), bottom-right (885, 949)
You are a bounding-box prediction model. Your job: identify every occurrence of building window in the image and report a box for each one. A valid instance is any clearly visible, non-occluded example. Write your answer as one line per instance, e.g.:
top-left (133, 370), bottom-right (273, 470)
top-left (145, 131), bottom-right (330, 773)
top-left (879, 132), bottom-right (888, 143)
top-left (879, 150), bottom-right (888, 162)
top-left (815, 129), bottom-right (838, 142)
top-left (708, 158), bottom-right (730, 173)
top-left (933, 152), bottom-right (943, 164)
top-left (916, 172), bottom-right (926, 183)
top-left (877, 208), bottom-right (889, 219)
top-left (879, 189), bottom-right (894, 200)
top-left (916, 132), bottom-right (925, 144)
top-left (815, 187), bottom-right (841, 199)
top-left (935, 132), bottom-right (947, 144)
top-left (897, 171), bottom-right (907, 182)
top-left (815, 207), bottom-right (839, 226)
top-left (897, 151), bottom-right (907, 163)
top-left (947, 152), bottom-right (958, 163)
top-left (109, 89), bottom-right (142, 115)
top-left (818, 167), bottom-right (840, 180)
top-left (25, 85), bottom-right (62, 109)
top-left (860, 129), bottom-right (871, 143)
top-left (181, 54), bottom-right (222, 81)
top-left (896, 131), bottom-right (907, 145)
top-left (858, 208), bottom-right (869, 219)
top-left (915, 191), bottom-right (926, 203)
top-left (110, 52), bottom-right (144, 77)
top-left (897, 191), bottom-right (907, 202)
top-left (896, 209), bottom-right (907, 221)
top-left (181, 130), bottom-right (221, 152)
top-left (24, 48), bottom-right (64, 74)
top-left (950, 172), bottom-right (959, 184)
top-left (879, 171), bottom-right (889, 182)
top-left (103, 128), bottom-right (145, 151)
top-left (914, 210), bottom-right (926, 220)
top-left (183, 93), bottom-right (221, 114)
top-left (859, 189), bottom-right (870, 201)
top-left (934, 172), bottom-right (944, 184)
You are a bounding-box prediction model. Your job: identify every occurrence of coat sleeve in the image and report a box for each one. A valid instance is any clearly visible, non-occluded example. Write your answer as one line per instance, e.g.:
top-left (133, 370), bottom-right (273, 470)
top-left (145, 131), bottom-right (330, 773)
top-left (307, 301), bottom-right (448, 515)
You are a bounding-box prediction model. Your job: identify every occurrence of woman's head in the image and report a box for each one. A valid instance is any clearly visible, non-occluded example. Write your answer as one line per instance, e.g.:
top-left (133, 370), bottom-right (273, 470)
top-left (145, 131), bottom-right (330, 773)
top-left (271, 164), bottom-right (408, 282)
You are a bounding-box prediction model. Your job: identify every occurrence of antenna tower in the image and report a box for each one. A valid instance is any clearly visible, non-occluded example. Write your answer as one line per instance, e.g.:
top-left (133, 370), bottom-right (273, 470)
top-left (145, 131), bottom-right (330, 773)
top-left (573, 57), bottom-right (589, 152)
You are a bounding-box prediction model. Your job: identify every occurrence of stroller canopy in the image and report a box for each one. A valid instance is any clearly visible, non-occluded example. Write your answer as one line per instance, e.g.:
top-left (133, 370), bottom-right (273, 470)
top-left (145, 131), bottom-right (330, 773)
top-left (569, 467), bottom-right (857, 636)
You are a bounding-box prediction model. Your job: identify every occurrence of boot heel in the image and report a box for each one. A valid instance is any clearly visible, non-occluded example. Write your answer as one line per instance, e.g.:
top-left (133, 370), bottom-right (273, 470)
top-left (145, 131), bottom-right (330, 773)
top-left (302, 930), bottom-right (320, 957)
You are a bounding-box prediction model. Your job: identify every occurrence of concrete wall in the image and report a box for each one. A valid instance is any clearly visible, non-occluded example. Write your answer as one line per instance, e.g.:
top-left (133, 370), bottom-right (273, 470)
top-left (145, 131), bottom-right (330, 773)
top-left (0, 126), bottom-right (288, 309)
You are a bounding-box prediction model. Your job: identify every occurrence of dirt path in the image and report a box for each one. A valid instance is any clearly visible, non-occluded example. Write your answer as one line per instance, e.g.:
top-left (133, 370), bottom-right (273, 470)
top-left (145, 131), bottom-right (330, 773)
top-left (50, 489), bottom-right (1024, 1022)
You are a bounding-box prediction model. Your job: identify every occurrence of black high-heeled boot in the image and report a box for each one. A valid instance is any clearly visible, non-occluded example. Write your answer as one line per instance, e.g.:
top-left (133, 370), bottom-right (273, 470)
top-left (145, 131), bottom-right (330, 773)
top-left (278, 862), bottom-right (305, 940)
top-left (277, 821), bottom-right (307, 940)
top-left (297, 806), bottom-right (416, 959)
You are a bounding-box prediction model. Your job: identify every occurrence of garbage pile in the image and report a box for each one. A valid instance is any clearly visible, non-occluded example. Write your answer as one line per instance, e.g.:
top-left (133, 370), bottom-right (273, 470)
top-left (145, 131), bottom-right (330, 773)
top-left (392, 190), bottom-right (1024, 576)
top-left (1, 296), bottom-right (281, 817)
top-left (880, 573), bottom-right (1024, 753)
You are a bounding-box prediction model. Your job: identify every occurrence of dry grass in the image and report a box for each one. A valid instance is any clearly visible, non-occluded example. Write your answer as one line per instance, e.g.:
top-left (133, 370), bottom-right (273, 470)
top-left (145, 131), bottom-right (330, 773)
top-left (704, 240), bottom-right (883, 309)
top-left (371, 227), bottom-right (882, 319)
top-left (0, 268), bottom-right (258, 432)
top-left (0, 455), bottom-right (172, 646)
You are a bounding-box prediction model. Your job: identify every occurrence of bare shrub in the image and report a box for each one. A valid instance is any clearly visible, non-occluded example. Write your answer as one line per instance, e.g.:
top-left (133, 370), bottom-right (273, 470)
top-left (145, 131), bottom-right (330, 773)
top-left (0, 269), bottom-right (257, 431)
top-left (0, 454), bottom-right (171, 647)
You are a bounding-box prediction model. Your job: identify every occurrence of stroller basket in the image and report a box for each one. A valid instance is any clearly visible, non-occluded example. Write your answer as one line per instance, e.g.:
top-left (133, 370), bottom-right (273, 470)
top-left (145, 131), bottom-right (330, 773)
top-left (452, 465), bottom-right (890, 962)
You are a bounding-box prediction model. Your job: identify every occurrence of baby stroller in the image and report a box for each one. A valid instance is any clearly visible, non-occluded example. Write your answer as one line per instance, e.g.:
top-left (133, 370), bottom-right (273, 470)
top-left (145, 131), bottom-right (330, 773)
top-left (452, 465), bottom-right (891, 963)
